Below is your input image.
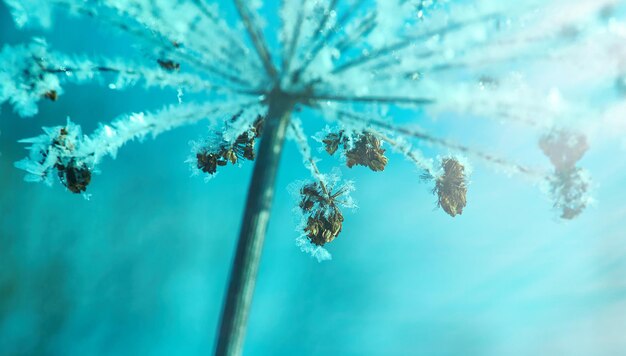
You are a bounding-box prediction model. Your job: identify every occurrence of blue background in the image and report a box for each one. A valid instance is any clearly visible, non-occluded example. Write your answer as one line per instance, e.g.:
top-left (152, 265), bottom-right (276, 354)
top-left (1, 2), bottom-right (626, 355)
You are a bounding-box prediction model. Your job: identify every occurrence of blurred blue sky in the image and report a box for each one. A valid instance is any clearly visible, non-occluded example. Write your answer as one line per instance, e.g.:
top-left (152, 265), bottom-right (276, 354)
top-left (2, 2), bottom-right (626, 355)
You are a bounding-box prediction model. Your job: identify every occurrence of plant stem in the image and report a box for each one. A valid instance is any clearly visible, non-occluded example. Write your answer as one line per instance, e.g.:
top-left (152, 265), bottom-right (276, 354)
top-left (214, 88), bottom-right (294, 356)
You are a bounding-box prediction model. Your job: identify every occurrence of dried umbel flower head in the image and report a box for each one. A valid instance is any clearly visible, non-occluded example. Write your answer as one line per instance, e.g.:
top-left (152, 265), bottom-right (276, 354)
top-left (548, 167), bottom-right (590, 220)
top-left (322, 131), bottom-right (388, 172)
top-left (305, 210), bottom-right (344, 246)
top-left (345, 133), bottom-right (388, 172)
top-left (195, 116), bottom-right (264, 175)
top-left (434, 158), bottom-right (468, 217)
top-left (539, 130), bottom-right (588, 171)
top-left (298, 182), bottom-right (351, 246)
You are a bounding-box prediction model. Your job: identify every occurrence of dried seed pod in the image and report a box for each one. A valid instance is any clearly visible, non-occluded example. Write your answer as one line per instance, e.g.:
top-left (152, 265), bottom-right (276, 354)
top-left (434, 158), bottom-right (467, 217)
top-left (539, 130), bottom-right (588, 172)
top-left (56, 159), bottom-right (91, 194)
top-left (322, 131), bottom-right (344, 155)
top-left (297, 182), bottom-right (350, 246)
top-left (43, 90), bottom-right (58, 101)
top-left (196, 152), bottom-right (219, 174)
top-left (194, 118), bottom-right (265, 176)
top-left (304, 209), bottom-right (344, 246)
top-left (157, 59), bottom-right (181, 71)
top-left (299, 183), bottom-right (323, 212)
top-left (251, 115), bottom-right (265, 138)
top-left (223, 149), bottom-right (238, 164)
top-left (344, 133), bottom-right (388, 172)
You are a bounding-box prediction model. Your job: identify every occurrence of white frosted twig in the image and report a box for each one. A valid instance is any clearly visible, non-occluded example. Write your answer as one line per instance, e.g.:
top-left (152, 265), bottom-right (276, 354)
top-left (233, 0), bottom-right (278, 80)
top-left (288, 118), bottom-right (330, 195)
top-left (15, 100), bottom-right (261, 185)
top-left (334, 108), bottom-right (546, 179)
top-left (308, 93), bottom-right (435, 106)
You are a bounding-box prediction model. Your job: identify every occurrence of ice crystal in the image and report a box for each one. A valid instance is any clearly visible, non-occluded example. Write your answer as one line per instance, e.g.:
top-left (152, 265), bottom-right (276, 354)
top-left (3, 0), bottom-right (624, 258)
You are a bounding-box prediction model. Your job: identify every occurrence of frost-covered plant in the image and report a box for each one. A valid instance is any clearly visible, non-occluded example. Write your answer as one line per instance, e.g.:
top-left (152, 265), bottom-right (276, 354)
top-left (2, 0), bottom-right (623, 354)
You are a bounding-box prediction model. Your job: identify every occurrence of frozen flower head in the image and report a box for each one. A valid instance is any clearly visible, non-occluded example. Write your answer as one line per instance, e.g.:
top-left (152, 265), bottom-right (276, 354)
top-left (321, 130), bottom-right (388, 172)
top-left (298, 182), bottom-right (351, 246)
top-left (345, 133), bottom-right (388, 172)
top-left (14, 119), bottom-right (93, 194)
top-left (434, 157), bottom-right (468, 217)
top-left (57, 159), bottom-right (92, 194)
top-left (194, 115), bottom-right (264, 176)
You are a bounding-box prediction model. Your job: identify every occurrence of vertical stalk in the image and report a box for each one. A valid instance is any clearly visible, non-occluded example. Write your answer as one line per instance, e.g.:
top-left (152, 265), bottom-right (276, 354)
top-left (215, 89), bottom-right (294, 356)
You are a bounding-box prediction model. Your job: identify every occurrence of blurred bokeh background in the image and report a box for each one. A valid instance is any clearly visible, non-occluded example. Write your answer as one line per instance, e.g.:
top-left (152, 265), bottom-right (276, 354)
top-left (2, 2), bottom-right (626, 355)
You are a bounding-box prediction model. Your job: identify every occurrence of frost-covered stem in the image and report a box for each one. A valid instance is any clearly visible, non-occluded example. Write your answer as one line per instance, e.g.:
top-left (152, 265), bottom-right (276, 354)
top-left (334, 13), bottom-right (377, 53)
top-left (295, 0), bottom-right (364, 78)
top-left (52, 1), bottom-right (253, 88)
top-left (289, 121), bottom-right (330, 197)
top-left (331, 13), bottom-right (500, 75)
top-left (368, 129), bottom-right (437, 177)
top-left (233, 0), bottom-right (278, 80)
top-left (215, 88), bottom-right (294, 356)
top-left (310, 94), bottom-right (434, 105)
top-left (337, 110), bottom-right (543, 177)
top-left (191, 0), bottom-right (251, 57)
top-left (282, 0), bottom-right (306, 74)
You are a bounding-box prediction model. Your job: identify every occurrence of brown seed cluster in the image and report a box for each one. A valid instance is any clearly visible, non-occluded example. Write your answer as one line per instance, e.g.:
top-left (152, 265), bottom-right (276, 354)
top-left (434, 158), bottom-right (467, 217)
top-left (299, 182), bottom-right (345, 246)
top-left (322, 132), bottom-right (343, 155)
top-left (55, 159), bottom-right (92, 194)
top-left (196, 116), bottom-right (264, 175)
top-left (323, 131), bottom-right (388, 172)
top-left (40, 127), bottom-right (92, 194)
top-left (43, 90), bottom-right (58, 101)
top-left (540, 130), bottom-right (590, 219)
top-left (157, 59), bottom-right (181, 71)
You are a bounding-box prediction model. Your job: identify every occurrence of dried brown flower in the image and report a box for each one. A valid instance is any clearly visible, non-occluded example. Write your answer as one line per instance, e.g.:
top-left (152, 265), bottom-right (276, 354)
top-left (157, 59), bottom-right (181, 71)
top-left (56, 159), bottom-right (91, 194)
top-left (196, 152), bottom-right (219, 174)
top-left (322, 131), bottom-right (388, 172)
top-left (38, 127), bottom-right (93, 194)
top-left (322, 131), bottom-right (344, 155)
top-left (345, 133), bottom-right (388, 171)
top-left (434, 158), bottom-right (467, 217)
top-left (304, 209), bottom-right (344, 246)
top-left (195, 116), bottom-right (265, 175)
top-left (43, 90), bottom-right (58, 101)
top-left (298, 182), bottom-right (349, 246)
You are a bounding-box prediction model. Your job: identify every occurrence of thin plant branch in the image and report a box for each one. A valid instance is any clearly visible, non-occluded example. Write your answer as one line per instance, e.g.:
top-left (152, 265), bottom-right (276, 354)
top-left (331, 13), bottom-right (501, 75)
top-left (336, 109), bottom-right (545, 178)
top-left (233, 0), bottom-right (279, 80)
top-left (308, 93), bottom-right (435, 106)
top-left (294, 0), bottom-right (366, 80)
top-left (282, 0), bottom-right (307, 74)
